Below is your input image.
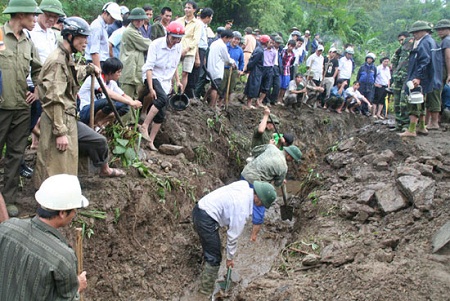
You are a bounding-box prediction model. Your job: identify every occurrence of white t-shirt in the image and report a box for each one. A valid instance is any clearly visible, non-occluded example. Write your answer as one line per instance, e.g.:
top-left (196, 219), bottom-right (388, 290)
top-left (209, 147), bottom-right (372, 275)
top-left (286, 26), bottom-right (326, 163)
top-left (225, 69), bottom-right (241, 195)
top-left (338, 56), bottom-right (353, 79)
top-left (375, 65), bottom-right (391, 86)
top-left (78, 76), bottom-right (124, 110)
top-left (306, 53), bottom-right (324, 81)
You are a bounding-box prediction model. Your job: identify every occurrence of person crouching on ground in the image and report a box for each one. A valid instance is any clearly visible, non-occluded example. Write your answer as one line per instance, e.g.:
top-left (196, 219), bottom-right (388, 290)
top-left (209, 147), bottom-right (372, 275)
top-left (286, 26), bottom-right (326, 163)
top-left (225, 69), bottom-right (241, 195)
top-left (192, 180), bottom-right (277, 295)
top-left (78, 57), bottom-right (142, 130)
top-left (344, 81), bottom-right (372, 114)
top-left (324, 78), bottom-right (347, 113)
top-left (138, 22), bottom-right (184, 151)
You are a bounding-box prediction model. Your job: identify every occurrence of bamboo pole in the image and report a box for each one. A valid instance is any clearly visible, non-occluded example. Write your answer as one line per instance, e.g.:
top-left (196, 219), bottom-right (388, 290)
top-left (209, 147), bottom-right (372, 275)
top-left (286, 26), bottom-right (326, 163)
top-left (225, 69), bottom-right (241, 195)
top-left (75, 228), bottom-right (84, 301)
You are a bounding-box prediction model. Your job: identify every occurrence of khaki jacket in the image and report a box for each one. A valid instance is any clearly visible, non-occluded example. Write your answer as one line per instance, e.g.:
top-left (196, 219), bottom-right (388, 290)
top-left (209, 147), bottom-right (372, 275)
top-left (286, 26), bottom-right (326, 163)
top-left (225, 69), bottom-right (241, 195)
top-left (0, 22), bottom-right (42, 110)
top-left (175, 16), bottom-right (202, 57)
top-left (34, 43), bottom-right (89, 189)
top-left (120, 24), bottom-right (151, 85)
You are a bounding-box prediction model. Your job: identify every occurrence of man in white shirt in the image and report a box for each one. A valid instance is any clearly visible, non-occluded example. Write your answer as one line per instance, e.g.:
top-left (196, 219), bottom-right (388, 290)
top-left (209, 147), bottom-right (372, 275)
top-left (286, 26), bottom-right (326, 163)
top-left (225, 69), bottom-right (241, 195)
top-left (192, 180), bottom-right (276, 295)
top-left (344, 81), bottom-right (372, 114)
top-left (206, 29), bottom-right (235, 110)
top-left (85, 2), bottom-right (122, 69)
top-left (373, 57), bottom-right (391, 118)
top-left (338, 47), bottom-right (355, 82)
top-left (139, 22), bottom-right (184, 151)
top-left (306, 44), bottom-right (324, 84)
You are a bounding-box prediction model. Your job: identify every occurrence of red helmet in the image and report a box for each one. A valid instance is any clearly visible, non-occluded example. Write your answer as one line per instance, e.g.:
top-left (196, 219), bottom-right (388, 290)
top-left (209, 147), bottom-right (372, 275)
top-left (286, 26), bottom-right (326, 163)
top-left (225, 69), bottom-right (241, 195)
top-left (167, 22), bottom-right (185, 38)
top-left (259, 35), bottom-right (270, 44)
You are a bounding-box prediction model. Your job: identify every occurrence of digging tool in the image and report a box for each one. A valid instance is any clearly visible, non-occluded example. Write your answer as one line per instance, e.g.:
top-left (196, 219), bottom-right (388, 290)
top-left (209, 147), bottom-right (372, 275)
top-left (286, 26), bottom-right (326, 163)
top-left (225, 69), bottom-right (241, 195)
top-left (89, 75), bottom-right (95, 128)
top-left (225, 67), bottom-right (233, 111)
top-left (268, 114), bottom-right (280, 138)
top-left (75, 228), bottom-right (84, 301)
top-left (280, 184), bottom-right (293, 220)
top-left (213, 266), bottom-right (232, 300)
top-left (94, 74), bottom-right (124, 127)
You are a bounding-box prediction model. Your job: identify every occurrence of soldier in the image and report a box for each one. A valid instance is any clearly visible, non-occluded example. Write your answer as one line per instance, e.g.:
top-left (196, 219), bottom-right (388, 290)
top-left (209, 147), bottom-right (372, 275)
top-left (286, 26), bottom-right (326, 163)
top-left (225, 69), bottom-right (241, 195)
top-left (119, 8), bottom-right (151, 101)
top-left (0, 0), bottom-right (43, 216)
top-left (400, 21), bottom-right (443, 137)
top-left (391, 31), bottom-right (413, 131)
top-left (35, 17), bottom-right (126, 189)
top-left (435, 19), bottom-right (450, 121)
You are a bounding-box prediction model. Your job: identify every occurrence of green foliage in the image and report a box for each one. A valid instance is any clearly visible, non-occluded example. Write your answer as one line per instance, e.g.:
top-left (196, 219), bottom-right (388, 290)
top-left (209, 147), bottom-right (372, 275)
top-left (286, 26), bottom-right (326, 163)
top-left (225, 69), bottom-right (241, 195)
top-left (105, 123), bottom-right (140, 167)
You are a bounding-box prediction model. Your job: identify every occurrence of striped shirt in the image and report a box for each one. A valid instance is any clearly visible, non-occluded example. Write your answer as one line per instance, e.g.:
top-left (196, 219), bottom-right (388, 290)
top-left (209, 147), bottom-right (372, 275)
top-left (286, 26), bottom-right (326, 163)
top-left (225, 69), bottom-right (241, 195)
top-left (0, 216), bottom-right (80, 301)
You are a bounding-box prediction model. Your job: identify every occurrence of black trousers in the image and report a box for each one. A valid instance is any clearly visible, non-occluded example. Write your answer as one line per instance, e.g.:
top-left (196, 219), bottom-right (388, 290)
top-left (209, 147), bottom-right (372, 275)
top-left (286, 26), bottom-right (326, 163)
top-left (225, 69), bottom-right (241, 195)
top-left (192, 204), bottom-right (221, 266)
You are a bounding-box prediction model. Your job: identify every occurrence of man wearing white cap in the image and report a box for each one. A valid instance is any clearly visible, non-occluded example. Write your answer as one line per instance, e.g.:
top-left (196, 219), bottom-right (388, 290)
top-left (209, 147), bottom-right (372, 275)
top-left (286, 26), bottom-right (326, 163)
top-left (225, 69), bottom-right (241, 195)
top-left (0, 174), bottom-right (89, 300)
top-left (85, 1), bottom-right (122, 69)
top-left (322, 47), bottom-right (339, 100)
top-left (306, 44), bottom-right (325, 85)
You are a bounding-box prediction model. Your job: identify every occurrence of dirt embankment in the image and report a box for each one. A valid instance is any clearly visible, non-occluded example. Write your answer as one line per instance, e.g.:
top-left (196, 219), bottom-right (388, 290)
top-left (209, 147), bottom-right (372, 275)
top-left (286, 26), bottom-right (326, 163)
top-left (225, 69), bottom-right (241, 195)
top-left (16, 99), bottom-right (450, 301)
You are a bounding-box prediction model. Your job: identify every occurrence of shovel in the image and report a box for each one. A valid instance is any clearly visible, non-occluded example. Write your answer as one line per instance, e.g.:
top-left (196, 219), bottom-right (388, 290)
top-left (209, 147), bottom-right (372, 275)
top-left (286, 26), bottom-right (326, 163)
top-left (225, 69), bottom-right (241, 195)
top-left (212, 267), bottom-right (232, 300)
top-left (280, 184), bottom-right (293, 221)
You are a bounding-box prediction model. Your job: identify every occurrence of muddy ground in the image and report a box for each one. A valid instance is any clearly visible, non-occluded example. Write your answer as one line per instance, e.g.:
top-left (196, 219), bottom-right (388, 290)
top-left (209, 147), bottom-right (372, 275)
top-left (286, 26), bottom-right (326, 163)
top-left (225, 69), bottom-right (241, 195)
top-left (11, 96), bottom-right (450, 301)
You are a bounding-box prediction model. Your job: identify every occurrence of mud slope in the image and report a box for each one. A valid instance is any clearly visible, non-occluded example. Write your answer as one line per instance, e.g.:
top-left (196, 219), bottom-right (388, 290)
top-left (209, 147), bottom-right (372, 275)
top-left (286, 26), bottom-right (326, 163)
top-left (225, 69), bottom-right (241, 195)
top-left (13, 99), bottom-right (450, 301)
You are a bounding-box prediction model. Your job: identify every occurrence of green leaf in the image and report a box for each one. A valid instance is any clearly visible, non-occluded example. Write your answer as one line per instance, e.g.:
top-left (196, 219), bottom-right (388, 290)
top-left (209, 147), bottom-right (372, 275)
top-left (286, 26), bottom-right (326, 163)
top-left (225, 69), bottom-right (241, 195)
top-left (116, 138), bottom-right (129, 147)
top-left (113, 145), bottom-right (127, 155)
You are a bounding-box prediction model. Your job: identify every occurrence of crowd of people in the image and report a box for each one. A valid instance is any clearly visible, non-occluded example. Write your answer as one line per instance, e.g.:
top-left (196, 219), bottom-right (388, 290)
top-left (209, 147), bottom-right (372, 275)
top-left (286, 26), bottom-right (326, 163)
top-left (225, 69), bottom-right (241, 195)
top-left (0, 0), bottom-right (449, 298)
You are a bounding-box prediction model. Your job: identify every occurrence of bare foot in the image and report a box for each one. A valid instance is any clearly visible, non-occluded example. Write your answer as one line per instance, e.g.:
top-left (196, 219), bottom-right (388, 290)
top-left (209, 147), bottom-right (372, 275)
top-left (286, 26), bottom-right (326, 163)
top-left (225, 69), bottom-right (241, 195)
top-left (138, 125), bottom-right (151, 141)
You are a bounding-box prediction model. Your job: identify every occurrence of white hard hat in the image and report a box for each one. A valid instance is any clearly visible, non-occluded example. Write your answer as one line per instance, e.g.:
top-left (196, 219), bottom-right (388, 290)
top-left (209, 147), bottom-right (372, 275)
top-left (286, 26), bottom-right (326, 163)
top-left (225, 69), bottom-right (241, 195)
top-left (35, 174), bottom-right (89, 210)
top-left (366, 52), bottom-right (376, 60)
top-left (317, 45), bottom-right (324, 51)
top-left (119, 5), bottom-right (129, 15)
top-left (345, 47), bottom-right (354, 54)
top-left (103, 2), bottom-right (122, 21)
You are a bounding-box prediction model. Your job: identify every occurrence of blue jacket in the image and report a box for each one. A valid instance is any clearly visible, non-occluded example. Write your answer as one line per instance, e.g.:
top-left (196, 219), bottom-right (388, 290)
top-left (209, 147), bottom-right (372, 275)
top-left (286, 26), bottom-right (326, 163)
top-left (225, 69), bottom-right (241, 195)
top-left (226, 42), bottom-right (245, 71)
top-left (357, 62), bottom-right (377, 84)
top-left (407, 34), bottom-right (443, 94)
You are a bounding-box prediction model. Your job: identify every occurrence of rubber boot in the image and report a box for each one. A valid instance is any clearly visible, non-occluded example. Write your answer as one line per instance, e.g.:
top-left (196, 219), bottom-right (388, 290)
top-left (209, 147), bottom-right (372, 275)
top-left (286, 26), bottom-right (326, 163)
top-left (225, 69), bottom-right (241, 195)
top-left (198, 262), bottom-right (220, 295)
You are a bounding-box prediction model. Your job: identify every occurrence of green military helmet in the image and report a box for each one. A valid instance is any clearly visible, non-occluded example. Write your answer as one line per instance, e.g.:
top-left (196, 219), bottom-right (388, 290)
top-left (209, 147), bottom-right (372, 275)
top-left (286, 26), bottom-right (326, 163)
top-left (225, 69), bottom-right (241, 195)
top-left (434, 19), bottom-right (450, 30)
top-left (267, 113), bottom-right (280, 125)
top-left (253, 181), bottom-right (277, 209)
top-left (409, 20), bottom-right (433, 33)
top-left (3, 0), bottom-right (43, 14)
top-left (284, 145), bottom-right (302, 162)
top-left (274, 36), bottom-right (284, 44)
top-left (127, 7), bottom-right (148, 20)
top-left (39, 0), bottom-right (64, 16)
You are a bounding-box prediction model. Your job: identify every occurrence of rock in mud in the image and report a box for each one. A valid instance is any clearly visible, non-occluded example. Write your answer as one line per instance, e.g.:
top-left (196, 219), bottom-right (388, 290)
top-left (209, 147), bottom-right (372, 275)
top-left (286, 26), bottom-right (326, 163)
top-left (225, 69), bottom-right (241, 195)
top-left (357, 189), bottom-right (376, 205)
top-left (396, 175), bottom-right (436, 211)
top-left (340, 202), bottom-right (375, 220)
top-left (375, 249), bottom-right (394, 263)
top-left (338, 137), bottom-right (366, 152)
top-left (325, 152), bottom-right (354, 169)
top-left (302, 254), bottom-right (321, 266)
top-left (432, 221), bottom-right (450, 254)
top-left (158, 144), bottom-right (184, 156)
top-left (320, 242), bottom-right (356, 267)
top-left (395, 165), bottom-right (421, 178)
top-left (375, 183), bottom-right (409, 213)
top-left (412, 162), bottom-right (434, 177)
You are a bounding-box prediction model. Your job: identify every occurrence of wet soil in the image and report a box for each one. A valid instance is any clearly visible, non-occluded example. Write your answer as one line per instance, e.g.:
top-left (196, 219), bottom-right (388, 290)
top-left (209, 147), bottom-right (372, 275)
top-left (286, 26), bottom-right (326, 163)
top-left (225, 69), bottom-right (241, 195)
top-left (12, 97), bottom-right (450, 301)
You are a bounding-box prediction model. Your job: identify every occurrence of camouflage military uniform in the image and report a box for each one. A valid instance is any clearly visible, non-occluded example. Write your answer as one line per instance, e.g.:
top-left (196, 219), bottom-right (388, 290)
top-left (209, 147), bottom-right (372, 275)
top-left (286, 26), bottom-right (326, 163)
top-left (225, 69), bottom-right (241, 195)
top-left (391, 37), bottom-right (413, 129)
